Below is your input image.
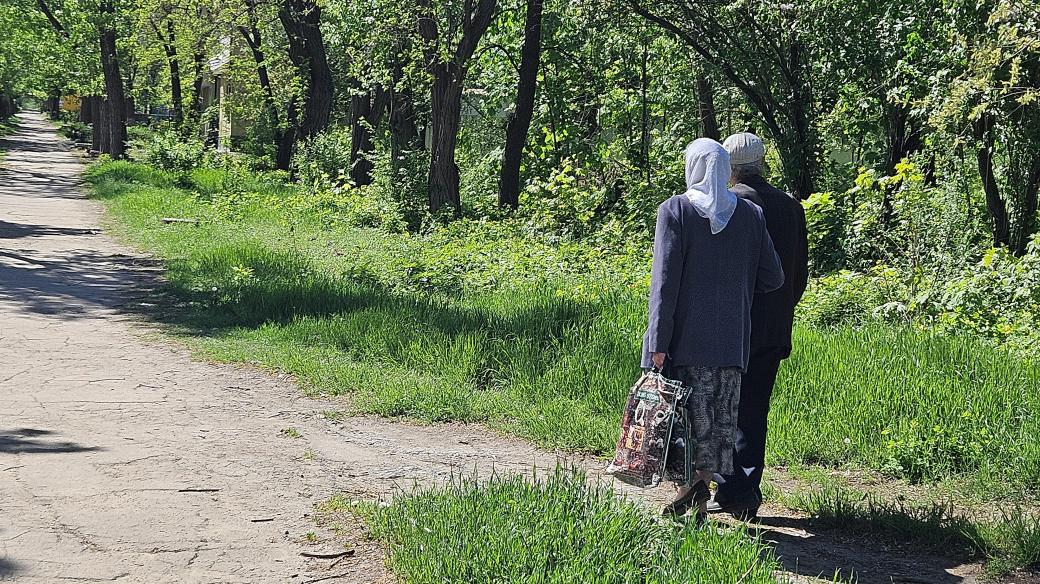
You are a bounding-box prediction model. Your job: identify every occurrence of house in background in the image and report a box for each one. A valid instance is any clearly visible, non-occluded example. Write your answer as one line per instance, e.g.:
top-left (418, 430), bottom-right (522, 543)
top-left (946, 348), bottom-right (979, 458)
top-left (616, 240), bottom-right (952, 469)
top-left (198, 37), bottom-right (247, 151)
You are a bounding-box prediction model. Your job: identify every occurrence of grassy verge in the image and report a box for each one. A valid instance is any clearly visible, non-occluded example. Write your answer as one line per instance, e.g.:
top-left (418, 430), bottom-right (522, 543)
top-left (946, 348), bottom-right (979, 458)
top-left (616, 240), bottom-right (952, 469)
top-left (339, 469), bottom-right (785, 583)
top-left (84, 160), bottom-right (1040, 495)
top-left (0, 117), bottom-right (17, 157)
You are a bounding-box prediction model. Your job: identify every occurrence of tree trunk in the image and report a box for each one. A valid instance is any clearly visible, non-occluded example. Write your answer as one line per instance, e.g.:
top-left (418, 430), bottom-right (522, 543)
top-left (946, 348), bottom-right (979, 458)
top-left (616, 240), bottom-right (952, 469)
top-left (427, 63), bottom-right (465, 213)
top-left (498, 0), bottom-right (543, 209)
top-left (787, 40), bottom-right (815, 199)
top-left (277, 99), bottom-right (298, 172)
top-left (238, 10), bottom-right (287, 169)
top-left (163, 22), bottom-right (184, 125)
top-left (99, 0), bottom-right (127, 159)
top-left (349, 84), bottom-right (390, 186)
top-left (88, 98), bottom-right (101, 152)
top-left (78, 96), bottom-right (92, 123)
top-left (417, 0), bottom-right (498, 214)
top-left (278, 0), bottom-right (333, 140)
top-left (389, 59), bottom-right (421, 165)
top-left (885, 102), bottom-right (924, 175)
top-left (97, 98), bottom-right (111, 154)
top-left (191, 51), bottom-right (205, 121)
top-left (975, 114), bottom-right (1011, 248)
top-left (695, 71), bottom-right (720, 141)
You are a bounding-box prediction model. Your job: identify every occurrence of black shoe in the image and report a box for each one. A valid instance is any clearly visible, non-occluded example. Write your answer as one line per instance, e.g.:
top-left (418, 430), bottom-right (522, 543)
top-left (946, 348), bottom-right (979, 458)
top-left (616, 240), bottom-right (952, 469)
top-left (662, 481), bottom-right (711, 518)
top-left (706, 492), bottom-right (761, 520)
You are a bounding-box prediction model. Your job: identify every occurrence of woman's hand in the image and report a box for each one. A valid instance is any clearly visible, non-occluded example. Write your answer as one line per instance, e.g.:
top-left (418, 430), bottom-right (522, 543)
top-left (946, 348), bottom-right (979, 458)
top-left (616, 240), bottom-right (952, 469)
top-left (652, 352), bottom-right (666, 370)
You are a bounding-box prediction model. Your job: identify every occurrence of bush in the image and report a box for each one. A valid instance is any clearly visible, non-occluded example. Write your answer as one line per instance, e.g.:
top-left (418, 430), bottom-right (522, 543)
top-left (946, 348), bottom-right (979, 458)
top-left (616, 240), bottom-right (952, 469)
top-left (142, 129), bottom-right (209, 174)
top-left (798, 267), bottom-right (911, 327)
top-left (935, 239), bottom-right (1040, 356)
top-left (291, 126), bottom-right (352, 189)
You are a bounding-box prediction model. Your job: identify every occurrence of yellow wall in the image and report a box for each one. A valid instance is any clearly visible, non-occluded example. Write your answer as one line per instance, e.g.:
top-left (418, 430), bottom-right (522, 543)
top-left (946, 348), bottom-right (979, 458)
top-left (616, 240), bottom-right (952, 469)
top-left (61, 95), bottom-right (80, 113)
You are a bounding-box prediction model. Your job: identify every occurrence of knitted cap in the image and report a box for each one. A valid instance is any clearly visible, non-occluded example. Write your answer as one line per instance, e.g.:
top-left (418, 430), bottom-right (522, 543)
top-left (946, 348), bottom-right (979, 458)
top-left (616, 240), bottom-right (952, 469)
top-left (723, 133), bottom-right (765, 165)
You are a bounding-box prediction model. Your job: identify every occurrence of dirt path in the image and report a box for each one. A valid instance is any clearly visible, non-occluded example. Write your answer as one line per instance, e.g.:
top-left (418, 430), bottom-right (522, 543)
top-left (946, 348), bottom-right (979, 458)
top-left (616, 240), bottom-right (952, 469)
top-left (0, 113), bottom-right (578, 583)
top-left (1, 113), bottom-right (1021, 584)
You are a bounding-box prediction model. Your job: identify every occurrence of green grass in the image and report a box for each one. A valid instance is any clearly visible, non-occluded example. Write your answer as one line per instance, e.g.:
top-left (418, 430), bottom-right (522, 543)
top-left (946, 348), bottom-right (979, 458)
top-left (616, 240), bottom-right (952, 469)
top-left (84, 160), bottom-right (1040, 494)
top-left (0, 117), bottom-right (17, 158)
top-left (351, 469), bottom-right (783, 583)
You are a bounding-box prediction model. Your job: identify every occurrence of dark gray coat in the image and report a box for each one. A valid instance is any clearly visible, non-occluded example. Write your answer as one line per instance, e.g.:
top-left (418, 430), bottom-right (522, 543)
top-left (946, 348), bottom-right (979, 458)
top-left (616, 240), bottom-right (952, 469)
top-left (731, 176), bottom-right (809, 357)
top-left (642, 195), bottom-right (784, 371)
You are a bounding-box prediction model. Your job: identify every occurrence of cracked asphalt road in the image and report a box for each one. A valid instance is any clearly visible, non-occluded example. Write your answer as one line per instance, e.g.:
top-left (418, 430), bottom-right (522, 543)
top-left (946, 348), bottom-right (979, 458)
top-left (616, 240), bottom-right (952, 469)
top-left (0, 114), bottom-right (572, 583)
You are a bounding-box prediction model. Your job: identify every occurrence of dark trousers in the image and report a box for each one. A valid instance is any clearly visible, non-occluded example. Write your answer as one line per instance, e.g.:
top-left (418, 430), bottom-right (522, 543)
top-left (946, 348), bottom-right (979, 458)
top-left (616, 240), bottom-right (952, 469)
top-left (715, 346), bottom-right (786, 501)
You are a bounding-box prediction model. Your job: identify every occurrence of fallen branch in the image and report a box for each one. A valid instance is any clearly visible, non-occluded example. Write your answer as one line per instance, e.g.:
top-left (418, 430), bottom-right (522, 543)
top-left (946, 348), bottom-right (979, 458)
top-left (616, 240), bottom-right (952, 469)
top-left (299, 549), bottom-right (354, 559)
top-left (177, 488), bottom-right (220, 493)
top-left (161, 217), bottom-right (200, 225)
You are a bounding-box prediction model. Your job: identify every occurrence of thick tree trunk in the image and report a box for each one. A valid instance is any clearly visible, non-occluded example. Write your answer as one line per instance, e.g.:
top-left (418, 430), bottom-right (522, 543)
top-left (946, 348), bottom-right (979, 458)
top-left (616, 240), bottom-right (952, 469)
top-left (427, 64), bottom-right (465, 213)
top-left (0, 94), bottom-right (15, 120)
top-left (498, 0), bottom-right (543, 209)
top-left (99, 1), bottom-right (127, 159)
top-left (78, 96), bottom-right (92, 123)
top-left (277, 99), bottom-right (298, 171)
top-left (278, 0), bottom-right (333, 140)
top-left (885, 102), bottom-right (924, 175)
top-left (417, 0), bottom-right (497, 214)
top-left (695, 72), bottom-right (720, 141)
top-left (975, 114), bottom-right (1011, 248)
top-left (163, 21), bottom-right (184, 125)
top-left (97, 98), bottom-right (111, 154)
top-left (87, 98), bottom-right (102, 152)
top-left (349, 84), bottom-right (389, 186)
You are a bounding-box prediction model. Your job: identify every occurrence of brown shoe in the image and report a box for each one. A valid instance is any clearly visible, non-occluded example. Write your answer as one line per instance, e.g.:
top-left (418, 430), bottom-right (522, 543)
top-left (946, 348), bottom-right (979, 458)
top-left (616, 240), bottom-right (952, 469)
top-left (662, 481), bottom-right (710, 517)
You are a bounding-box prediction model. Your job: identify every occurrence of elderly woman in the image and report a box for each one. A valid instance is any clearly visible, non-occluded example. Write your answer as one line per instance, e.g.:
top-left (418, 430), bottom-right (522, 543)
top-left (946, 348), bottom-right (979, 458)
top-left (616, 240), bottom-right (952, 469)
top-left (643, 138), bottom-right (784, 520)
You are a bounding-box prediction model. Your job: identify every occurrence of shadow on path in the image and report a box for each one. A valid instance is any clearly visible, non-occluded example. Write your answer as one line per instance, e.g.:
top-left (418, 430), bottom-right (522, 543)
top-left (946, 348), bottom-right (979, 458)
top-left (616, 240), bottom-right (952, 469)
top-left (0, 249), bottom-right (163, 317)
top-left (0, 219), bottom-right (98, 239)
top-left (760, 520), bottom-right (969, 583)
top-left (0, 428), bottom-right (100, 454)
top-left (0, 557), bottom-right (22, 579)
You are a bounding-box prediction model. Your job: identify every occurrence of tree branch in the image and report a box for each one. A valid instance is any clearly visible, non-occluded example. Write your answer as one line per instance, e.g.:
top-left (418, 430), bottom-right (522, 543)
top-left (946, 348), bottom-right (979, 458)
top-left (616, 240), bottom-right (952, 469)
top-left (36, 0), bottom-right (68, 37)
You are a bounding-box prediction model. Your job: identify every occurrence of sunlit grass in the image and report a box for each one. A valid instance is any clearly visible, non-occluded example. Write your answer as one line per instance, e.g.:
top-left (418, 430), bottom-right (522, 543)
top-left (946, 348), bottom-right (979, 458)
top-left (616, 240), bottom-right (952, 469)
top-left (362, 468), bottom-right (782, 583)
top-left (85, 160), bottom-right (1040, 494)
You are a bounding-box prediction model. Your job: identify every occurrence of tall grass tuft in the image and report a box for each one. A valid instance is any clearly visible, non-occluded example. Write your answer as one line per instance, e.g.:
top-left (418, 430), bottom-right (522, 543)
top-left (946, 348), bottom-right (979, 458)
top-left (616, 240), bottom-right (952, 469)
top-left (368, 468), bottom-right (782, 583)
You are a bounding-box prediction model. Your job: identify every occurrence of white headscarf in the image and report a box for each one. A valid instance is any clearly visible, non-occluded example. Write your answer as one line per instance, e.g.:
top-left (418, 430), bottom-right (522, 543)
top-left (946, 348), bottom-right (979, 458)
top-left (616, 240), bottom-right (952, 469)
top-left (683, 138), bottom-right (738, 234)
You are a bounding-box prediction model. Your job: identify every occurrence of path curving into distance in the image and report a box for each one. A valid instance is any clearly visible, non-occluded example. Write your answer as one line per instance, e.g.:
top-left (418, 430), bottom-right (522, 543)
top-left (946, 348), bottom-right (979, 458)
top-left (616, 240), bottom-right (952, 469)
top-left (0, 112), bottom-right (563, 583)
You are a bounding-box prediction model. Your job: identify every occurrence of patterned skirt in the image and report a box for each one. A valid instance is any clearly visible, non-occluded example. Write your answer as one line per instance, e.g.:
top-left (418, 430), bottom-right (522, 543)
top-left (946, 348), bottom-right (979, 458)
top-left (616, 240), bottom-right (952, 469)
top-left (665, 365), bottom-right (742, 478)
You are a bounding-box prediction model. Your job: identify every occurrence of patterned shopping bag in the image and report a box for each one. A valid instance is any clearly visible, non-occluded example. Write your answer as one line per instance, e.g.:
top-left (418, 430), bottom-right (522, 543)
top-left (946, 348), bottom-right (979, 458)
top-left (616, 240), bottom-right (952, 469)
top-left (606, 370), bottom-right (690, 488)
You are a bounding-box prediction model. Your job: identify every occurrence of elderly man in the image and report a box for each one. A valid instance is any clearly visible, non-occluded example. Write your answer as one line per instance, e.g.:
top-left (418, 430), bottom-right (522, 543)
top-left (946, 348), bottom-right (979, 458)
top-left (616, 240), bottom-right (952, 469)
top-left (709, 133), bottom-right (809, 518)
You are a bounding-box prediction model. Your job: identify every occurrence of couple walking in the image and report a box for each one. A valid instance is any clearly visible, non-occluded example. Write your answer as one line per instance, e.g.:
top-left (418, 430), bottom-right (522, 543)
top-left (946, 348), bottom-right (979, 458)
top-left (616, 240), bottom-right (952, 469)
top-left (642, 133), bottom-right (808, 520)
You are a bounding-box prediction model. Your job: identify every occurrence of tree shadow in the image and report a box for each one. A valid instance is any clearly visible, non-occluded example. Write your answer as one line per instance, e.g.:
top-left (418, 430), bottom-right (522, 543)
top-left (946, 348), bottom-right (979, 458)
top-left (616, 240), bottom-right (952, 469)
top-left (747, 513), bottom-right (982, 584)
top-left (0, 248), bottom-right (163, 318)
top-left (0, 219), bottom-right (98, 239)
top-left (0, 557), bottom-right (22, 579)
top-left (0, 428), bottom-right (99, 454)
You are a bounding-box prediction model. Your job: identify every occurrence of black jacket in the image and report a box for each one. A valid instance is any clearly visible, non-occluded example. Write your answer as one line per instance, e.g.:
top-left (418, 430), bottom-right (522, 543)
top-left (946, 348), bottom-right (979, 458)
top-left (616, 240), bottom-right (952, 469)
top-left (731, 176), bottom-right (809, 357)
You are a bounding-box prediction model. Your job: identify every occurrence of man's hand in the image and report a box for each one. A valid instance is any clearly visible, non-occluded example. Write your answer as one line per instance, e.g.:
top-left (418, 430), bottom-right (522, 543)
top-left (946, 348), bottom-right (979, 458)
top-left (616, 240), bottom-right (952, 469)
top-left (652, 352), bottom-right (666, 370)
